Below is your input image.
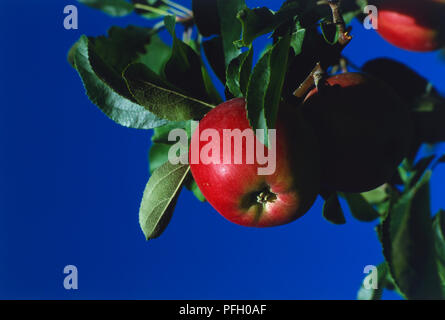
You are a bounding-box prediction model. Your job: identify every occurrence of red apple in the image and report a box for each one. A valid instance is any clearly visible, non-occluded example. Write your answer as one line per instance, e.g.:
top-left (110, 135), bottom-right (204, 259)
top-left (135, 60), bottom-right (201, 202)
top-left (303, 73), bottom-right (412, 193)
top-left (189, 98), bottom-right (320, 227)
top-left (373, 0), bottom-right (445, 51)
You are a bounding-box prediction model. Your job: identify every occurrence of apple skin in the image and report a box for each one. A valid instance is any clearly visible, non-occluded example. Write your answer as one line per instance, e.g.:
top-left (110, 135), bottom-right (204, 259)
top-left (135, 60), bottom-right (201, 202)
top-left (303, 73), bottom-right (412, 193)
top-left (189, 98), bottom-right (320, 227)
top-left (372, 0), bottom-right (444, 51)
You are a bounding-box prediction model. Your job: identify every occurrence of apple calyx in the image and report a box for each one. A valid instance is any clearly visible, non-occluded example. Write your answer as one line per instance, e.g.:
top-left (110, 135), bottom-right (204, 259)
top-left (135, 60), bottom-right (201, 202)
top-left (256, 187), bottom-right (277, 205)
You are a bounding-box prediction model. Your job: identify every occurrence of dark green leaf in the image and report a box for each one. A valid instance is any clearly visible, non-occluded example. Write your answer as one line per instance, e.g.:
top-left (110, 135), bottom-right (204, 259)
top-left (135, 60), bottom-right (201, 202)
top-left (380, 171), bottom-right (443, 299)
top-left (217, 0), bottom-right (246, 67)
top-left (362, 58), bottom-right (435, 103)
top-left (357, 263), bottom-right (389, 300)
top-left (163, 16), bottom-right (212, 103)
top-left (149, 143), bottom-right (171, 174)
top-left (136, 33), bottom-right (171, 75)
top-left (192, 0), bottom-right (246, 87)
top-left (245, 50), bottom-right (270, 144)
top-left (139, 162), bottom-right (190, 240)
top-left (148, 121), bottom-right (206, 202)
top-left (192, 0), bottom-right (221, 36)
top-left (265, 34), bottom-right (291, 129)
top-left (201, 65), bottom-right (223, 105)
top-left (123, 63), bottom-right (214, 121)
top-left (290, 28), bottom-right (306, 55)
top-left (226, 47), bottom-right (253, 98)
top-left (322, 193), bottom-right (346, 225)
top-left (433, 210), bottom-right (445, 287)
top-left (361, 185), bottom-right (391, 215)
top-left (319, 20), bottom-right (339, 45)
top-left (409, 155), bottom-right (436, 187)
top-left (92, 26), bottom-right (152, 74)
top-left (70, 36), bottom-right (167, 129)
top-left (148, 122), bottom-right (188, 174)
top-left (151, 121), bottom-right (188, 144)
top-left (246, 32), bottom-right (291, 145)
top-left (361, 185), bottom-right (389, 205)
top-left (78, 0), bottom-right (134, 16)
top-left (236, 3), bottom-right (299, 47)
top-left (397, 159), bottom-right (411, 185)
top-left (342, 192), bottom-right (380, 222)
top-left (202, 37), bottom-right (227, 84)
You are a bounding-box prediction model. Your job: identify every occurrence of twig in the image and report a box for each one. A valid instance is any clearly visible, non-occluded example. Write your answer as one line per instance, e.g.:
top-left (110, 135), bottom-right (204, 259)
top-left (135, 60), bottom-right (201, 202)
top-left (293, 0), bottom-right (352, 98)
top-left (161, 0), bottom-right (193, 16)
top-left (167, 6), bottom-right (190, 18)
top-left (340, 58), bottom-right (348, 73)
top-left (293, 63), bottom-right (323, 98)
top-left (327, 0), bottom-right (352, 47)
top-left (134, 3), bottom-right (186, 18)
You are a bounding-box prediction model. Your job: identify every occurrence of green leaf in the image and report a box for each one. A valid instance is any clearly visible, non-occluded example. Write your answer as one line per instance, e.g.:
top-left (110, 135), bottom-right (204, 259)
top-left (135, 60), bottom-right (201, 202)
top-left (433, 210), bottom-right (445, 287)
top-left (192, 0), bottom-right (221, 36)
top-left (217, 0), bottom-right (246, 67)
top-left (192, 0), bottom-right (246, 82)
top-left (290, 28), bottom-right (306, 55)
top-left (163, 16), bottom-right (213, 103)
top-left (397, 159), bottom-right (411, 185)
top-left (361, 185), bottom-right (389, 205)
top-left (361, 185), bottom-right (391, 215)
top-left (246, 32), bottom-right (291, 145)
top-left (322, 193), bottom-right (346, 225)
top-left (92, 26), bottom-right (152, 74)
top-left (149, 121), bottom-right (188, 174)
top-left (147, 121), bottom-right (206, 202)
top-left (136, 33), bottom-right (171, 75)
top-left (202, 37), bottom-right (227, 84)
top-left (124, 63), bottom-right (213, 121)
top-left (149, 143), bottom-right (171, 174)
top-left (319, 20), bottom-right (339, 45)
top-left (245, 50), bottom-right (270, 144)
top-left (78, 0), bottom-right (134, 16)
top-left (357, 263), bottom-right (389, 300)
top-left (342, 192), bottom-right (380, 222)
top-left (70, 36), bottom-right (167, 129)
top-left (201, 65), bottom-right (223, 105)
top-left (151, 121), bottom-right (188, 144)
top-left (235, 3), bottom-right (299, 47)
top-left (226, 47), bottom-right (253, 98)
top-left (380, 171), bottom-right (443, 299)
top-left (139, 162), bottom-right (190, 240)
top-left (409, 155), bottom-right (436, 188)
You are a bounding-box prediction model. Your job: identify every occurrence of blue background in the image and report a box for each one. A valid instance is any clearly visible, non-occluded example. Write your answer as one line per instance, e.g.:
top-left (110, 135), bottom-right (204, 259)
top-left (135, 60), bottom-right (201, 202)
top-left (0, 0), bottom-right (444, 300)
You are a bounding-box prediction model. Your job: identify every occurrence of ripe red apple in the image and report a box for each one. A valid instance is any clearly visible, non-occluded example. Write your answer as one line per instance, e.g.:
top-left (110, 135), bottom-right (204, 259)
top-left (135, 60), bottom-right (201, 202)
top-left (372, 0), bottom-right (445, 51)
top-left (189, 98), bottom-right (320, 227)
top-left (303, 73), bottom-right (412, 193)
